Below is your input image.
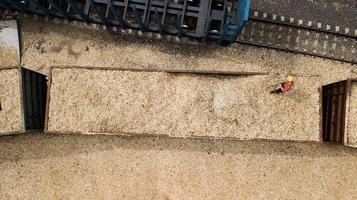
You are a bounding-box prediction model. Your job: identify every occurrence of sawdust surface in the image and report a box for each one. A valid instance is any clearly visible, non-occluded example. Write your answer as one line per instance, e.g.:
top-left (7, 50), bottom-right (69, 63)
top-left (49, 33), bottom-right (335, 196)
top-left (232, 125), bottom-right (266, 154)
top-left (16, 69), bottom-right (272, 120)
top-left (0, 69), bottom-right (23, 134)
top-left (18, 17), bottom-right (357, 142)
top-left (48, 68), bottom-right (320, 141)
top-left (20, 19), bottom-right (266, 75)
top-left (0, 48), bottom-right (19, 67)
top-left (0, 134), bottom-right (356, 200)
top-left (0, 12), bottom-right (357, 200)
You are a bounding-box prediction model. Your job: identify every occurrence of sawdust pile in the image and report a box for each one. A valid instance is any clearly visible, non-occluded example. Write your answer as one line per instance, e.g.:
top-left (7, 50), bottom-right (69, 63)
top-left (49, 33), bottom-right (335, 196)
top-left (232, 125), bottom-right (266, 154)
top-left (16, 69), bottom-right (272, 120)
top-left (0, 69), bottom-right (23, 134)
top-left (0, 134), bottom-right (357, 199)
top-left (0, 48), bottom-right (19, 67)
top-left (47, 68), bottom-right (320, 141)
top-left (20, 19), bottom-right (266, 75)
top-left (18, 17), bottom-right (356, 142)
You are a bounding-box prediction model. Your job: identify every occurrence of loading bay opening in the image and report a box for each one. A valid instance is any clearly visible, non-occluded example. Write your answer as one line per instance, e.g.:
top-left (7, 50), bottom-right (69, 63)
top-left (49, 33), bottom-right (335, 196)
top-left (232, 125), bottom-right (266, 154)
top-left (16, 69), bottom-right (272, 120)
top-left (321, 81), bottom-right (348, 143)
top-left (21, 68), bottom-right (47, 131)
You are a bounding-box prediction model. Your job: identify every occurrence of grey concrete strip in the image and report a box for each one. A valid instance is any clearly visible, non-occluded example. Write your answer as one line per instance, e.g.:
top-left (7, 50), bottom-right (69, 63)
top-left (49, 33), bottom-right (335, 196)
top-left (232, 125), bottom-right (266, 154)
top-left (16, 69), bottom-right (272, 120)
top-left (0, 20), bottom-right (19, 56)
top-left (0, 20), bottom-right (20, 66)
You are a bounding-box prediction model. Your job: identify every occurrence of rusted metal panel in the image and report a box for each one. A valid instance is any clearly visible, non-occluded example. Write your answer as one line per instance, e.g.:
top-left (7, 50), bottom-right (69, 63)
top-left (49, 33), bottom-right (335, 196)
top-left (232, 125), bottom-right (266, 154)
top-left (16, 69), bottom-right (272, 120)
top-left (344, 79), bottom-right (357, 147)
top-left (322, 80), bottom-right (347, 143)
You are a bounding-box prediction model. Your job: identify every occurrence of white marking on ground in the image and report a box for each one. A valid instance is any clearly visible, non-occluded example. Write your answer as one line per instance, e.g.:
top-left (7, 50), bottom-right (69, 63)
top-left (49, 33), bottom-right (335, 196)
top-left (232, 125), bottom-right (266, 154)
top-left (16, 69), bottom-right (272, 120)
top-left (345, 28), bottom-right (350, 34)
top-left (335, 26), bottom-right (340, 32)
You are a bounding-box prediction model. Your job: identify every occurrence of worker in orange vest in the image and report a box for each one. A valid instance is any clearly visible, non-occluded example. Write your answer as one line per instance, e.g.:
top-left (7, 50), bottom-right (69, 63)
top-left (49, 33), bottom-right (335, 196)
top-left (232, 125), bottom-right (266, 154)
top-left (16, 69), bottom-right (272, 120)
top-left (270, 75), bottom-right (294, 94)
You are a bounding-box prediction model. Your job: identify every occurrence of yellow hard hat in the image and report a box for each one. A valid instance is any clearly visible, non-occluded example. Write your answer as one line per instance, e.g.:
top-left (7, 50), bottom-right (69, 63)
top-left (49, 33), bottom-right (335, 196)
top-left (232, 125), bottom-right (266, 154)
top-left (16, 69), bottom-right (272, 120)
top-left (287, 75), bottom-right (294, 82)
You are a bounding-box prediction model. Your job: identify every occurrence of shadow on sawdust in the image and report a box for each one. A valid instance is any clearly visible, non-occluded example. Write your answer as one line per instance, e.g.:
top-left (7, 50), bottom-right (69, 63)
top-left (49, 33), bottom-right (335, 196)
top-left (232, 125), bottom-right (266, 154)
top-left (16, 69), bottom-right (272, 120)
top-left (0, 132), bottom-right (356, 163)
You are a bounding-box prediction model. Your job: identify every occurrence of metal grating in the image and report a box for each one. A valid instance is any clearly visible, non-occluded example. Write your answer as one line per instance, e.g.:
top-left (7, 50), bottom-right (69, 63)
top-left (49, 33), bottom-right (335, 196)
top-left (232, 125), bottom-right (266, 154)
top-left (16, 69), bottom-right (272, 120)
top-left (322, 80), bottom-right (348, 143)
top-left (21, 68), bottom-right (47, 131)
top-left (0, 0), bottom-right (250, 44)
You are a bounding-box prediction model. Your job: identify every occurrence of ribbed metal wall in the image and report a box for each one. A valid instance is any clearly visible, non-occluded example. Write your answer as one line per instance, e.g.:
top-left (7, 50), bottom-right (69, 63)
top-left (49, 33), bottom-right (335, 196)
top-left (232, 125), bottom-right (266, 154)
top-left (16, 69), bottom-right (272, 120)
top-left (0, 0), bottom-right (250, 44)
top-left (21, 68), bottom-right (47, 131)
top-left (322, 81), bottom-right (347, 143)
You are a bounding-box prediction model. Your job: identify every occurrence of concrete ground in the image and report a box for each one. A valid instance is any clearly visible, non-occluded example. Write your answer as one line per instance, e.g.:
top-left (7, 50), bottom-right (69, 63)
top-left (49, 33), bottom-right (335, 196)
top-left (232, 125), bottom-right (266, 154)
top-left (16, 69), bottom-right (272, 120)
top-left (0, 133), bottom-right (356, 200)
